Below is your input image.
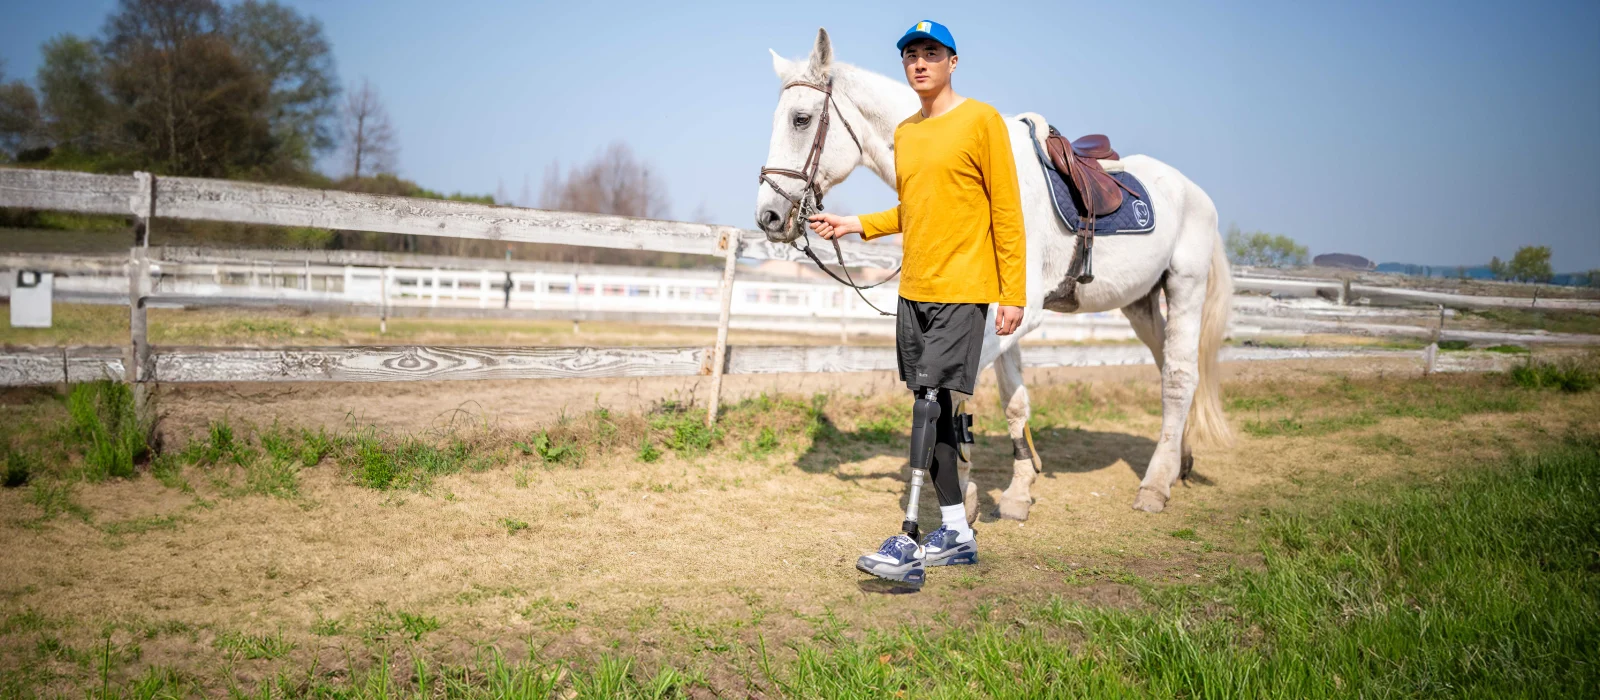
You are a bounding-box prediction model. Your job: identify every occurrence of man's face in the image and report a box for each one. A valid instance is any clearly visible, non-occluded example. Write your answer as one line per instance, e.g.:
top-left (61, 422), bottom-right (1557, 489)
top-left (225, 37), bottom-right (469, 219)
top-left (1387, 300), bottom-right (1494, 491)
top-left (901, 39), bottom-right (956, 95)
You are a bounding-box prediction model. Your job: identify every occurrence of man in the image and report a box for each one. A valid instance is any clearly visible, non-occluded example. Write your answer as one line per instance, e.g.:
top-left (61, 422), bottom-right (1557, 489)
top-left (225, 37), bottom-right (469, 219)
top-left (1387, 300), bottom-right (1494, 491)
top-left (808, 20), bottom-right (1025, 586)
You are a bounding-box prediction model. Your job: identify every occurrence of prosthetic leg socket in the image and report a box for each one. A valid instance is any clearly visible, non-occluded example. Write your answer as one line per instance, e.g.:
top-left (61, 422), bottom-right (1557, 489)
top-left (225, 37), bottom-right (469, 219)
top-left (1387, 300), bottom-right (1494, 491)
top-left (902, 388), bottom-right (941, 541)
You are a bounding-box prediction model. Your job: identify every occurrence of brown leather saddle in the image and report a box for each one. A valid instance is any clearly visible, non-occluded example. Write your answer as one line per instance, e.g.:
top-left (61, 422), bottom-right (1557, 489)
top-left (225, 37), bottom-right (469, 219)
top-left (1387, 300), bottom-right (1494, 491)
top-left (1043, 128), bottom-right (1136, 219)
top-left (1041, 127), bottom-right (1140, 286)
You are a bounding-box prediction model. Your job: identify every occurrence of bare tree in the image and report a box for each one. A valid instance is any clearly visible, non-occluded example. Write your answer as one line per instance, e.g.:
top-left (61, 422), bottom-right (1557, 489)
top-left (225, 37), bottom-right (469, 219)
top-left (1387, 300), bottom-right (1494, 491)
top-left (539, 141), bottom-right (669, 218)
top-left (341, 77), bottom-right (395, 177)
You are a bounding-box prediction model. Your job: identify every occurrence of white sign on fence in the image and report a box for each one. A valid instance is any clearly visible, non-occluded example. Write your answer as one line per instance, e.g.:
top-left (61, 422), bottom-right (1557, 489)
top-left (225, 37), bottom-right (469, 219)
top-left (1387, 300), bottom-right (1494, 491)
top-left (9, 270), bottom-right (53, 328)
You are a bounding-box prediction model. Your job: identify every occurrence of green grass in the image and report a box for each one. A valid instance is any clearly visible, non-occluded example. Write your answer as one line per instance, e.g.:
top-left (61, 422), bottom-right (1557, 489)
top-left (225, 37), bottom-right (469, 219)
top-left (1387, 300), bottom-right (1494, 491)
top-left (1466, 307), bottom-right (1600, 335)
top-left (1510, 357), bottom-right (1600, 392)
top-left (636, 438), bottom-right (662, 463)
top-left (766, 439), bottom-right (1600, 697)
top-left (25, 480), bottom-right (92, 523)
top-left (348, 432), bottom-right (472, 491)
top-left (64, 382), bottom-right (147, 481)
top-left (214, 630), bottom-right (295, 660)
top-left (3, 449), bottom-right (37, 488)
top-left (1238, 374), bottom-right (1541, 439)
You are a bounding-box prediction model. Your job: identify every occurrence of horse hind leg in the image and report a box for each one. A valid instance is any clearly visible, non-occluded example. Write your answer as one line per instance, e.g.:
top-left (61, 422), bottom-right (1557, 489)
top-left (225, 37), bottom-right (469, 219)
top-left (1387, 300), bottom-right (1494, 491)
top-left (1133, 265), bottom-right (1210, 513)
top-left (1122, 284), bottom-right (1196, 486)
top-left (994, 343), bottom-right (1040, 521)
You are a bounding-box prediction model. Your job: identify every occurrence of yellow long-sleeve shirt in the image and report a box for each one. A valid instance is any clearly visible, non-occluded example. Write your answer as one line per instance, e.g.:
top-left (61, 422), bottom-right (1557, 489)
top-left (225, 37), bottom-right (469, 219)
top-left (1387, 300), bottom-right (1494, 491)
top-left (859, 98), bottom-right (1026, 307)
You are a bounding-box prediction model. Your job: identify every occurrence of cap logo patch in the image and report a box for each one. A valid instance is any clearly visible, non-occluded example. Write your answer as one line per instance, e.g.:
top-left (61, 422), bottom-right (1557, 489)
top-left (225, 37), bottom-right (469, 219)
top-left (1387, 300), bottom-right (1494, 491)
top-left (917, 22), bottom-right (930, 32)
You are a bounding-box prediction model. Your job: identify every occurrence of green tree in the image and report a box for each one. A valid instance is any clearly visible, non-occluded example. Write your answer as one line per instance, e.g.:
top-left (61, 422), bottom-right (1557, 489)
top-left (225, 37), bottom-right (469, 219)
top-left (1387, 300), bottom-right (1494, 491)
top-left (37, 34), bottom-right (113, 153)
top-left (1224, 224), bottom-right (1309, 268)
top-left (224, 0), bottom-right (340, 171)
top-left (0, 60), bottom-right (43, 160)
top-left (101, 0), bottom-right (275, 177)
top-left (1487, 256), bottom-right (1508, 281)
top-left (1586, 270), bottom-right (1600, 289)
top-left (1507, 246), bottom-right (1553, 283)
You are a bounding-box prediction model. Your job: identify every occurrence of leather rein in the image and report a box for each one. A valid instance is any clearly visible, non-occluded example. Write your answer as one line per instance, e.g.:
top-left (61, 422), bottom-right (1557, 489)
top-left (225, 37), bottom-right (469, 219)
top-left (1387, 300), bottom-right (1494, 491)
top-left (758, 79), bottom-right (900, 316)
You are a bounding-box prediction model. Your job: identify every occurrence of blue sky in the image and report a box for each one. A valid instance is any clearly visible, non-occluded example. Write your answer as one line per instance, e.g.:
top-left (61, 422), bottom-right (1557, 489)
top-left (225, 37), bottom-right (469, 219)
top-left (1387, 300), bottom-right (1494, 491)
top-left (4, 0), bottom-right (1598, 269)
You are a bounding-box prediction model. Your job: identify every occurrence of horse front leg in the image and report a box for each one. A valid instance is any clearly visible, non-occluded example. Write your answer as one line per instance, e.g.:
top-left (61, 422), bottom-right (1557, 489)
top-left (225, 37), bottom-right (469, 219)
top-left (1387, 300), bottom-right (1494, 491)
top-left (994, 343), bottom-right (1041, 521)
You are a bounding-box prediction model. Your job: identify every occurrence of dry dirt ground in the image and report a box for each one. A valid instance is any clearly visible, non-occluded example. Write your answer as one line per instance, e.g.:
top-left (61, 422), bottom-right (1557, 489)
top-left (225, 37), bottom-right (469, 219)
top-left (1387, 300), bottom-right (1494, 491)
top-left (1, 357), bottom-right (1596, 693)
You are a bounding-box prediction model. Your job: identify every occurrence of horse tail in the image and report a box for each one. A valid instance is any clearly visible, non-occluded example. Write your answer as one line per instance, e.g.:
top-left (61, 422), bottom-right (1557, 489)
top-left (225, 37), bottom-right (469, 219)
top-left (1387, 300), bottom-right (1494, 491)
top-left (1185, 229), bottom-right (1233, 449)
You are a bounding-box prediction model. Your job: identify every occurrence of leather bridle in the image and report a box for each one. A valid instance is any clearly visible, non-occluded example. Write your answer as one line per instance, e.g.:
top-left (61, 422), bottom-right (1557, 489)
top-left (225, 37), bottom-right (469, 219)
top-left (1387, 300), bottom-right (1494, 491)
top-left (758, 79), bottom-right (899, 316)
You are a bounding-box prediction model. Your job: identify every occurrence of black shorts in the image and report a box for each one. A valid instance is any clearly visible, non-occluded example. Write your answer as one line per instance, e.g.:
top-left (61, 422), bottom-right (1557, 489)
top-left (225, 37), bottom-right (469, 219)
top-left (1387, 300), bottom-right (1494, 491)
top-left (896, 296), bottom-right (987, 395)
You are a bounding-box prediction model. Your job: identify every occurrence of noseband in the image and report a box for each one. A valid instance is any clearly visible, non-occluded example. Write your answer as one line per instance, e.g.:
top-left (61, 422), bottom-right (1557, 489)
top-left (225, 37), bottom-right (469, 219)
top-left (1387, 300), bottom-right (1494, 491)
top-left (757, 79), bottom-right (899, 316)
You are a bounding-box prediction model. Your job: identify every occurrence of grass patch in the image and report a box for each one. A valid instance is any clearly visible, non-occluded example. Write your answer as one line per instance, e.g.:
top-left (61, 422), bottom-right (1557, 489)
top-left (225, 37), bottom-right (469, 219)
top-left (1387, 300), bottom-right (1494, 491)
top-left (499, 517), bottom-right (529, 534)
top-left (636, 439), bottom-right (662, 463)
top-left (4, 449), bottom-right (37, 488)
top-left (651, 411), bottom-right (720, 456)
top-left (1436, 339), bottom-right (1471, 351)
top-left (518, 430), bottom-right (584, 466)
top-left (1466, 307), bottom-right (1600, 335)
top-left (64, 381), bottom-right (148, 481)
top-left (1234, 373), bottom-right (1537, 439)
top-left (1355, 432), bottom-right (1415, 456)
top-left (214, 630), bottom-right (294, 660)
top-left (26, 480), bottom-right (92, 523)
top-left (100, 514), bottom-right (184, 537)
top-left (348, 432), bottom-right (471, 491)
top-left (1510, 357), bottom-right (1600, 393)
top-left (1485, 344), bottom-right (1531, 354)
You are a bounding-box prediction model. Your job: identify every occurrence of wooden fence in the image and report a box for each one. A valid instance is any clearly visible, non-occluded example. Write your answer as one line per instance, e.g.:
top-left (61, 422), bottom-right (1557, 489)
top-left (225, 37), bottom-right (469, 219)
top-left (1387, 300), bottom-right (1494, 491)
top-left (0, 167), bottom-right (905, 423)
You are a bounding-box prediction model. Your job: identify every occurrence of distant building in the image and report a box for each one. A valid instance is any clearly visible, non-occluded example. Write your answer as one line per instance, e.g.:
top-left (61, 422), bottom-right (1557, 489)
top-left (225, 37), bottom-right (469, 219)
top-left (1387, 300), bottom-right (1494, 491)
top-left (1313, 253), bottom-right (1375, 271)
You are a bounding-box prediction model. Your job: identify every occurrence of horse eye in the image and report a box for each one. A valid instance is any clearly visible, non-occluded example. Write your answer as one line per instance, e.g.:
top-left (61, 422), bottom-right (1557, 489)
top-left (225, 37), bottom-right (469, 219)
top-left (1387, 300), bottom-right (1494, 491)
top-left (793, 114), bottom-right (811, 128)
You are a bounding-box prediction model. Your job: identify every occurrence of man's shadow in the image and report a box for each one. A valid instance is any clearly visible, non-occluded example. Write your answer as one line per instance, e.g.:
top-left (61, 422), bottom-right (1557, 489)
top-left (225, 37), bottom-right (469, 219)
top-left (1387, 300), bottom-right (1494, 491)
top-left (794, 412), bottom-right (1160, 522)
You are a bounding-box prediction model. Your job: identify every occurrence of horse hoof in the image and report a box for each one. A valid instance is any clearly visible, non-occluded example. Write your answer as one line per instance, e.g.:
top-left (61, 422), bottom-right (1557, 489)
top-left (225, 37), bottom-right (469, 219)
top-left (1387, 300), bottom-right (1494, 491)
top-left (1131, 488), bottom-right (1167, 513)
top-left (997, 495), bottom-right (1031, 521)
top-left (964, 481), bottom-right (979, 525)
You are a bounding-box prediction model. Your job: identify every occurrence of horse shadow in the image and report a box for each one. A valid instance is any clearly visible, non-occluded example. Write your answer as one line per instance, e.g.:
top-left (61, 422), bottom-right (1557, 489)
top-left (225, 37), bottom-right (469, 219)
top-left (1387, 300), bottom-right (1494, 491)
top-left (793, 412), bottom-right (1160, 522)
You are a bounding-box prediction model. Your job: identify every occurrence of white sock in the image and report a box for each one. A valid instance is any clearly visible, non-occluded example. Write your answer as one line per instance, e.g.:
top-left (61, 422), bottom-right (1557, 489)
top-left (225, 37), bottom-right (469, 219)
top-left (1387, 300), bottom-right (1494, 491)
top-left (939, 504), bottom-right (974, 541)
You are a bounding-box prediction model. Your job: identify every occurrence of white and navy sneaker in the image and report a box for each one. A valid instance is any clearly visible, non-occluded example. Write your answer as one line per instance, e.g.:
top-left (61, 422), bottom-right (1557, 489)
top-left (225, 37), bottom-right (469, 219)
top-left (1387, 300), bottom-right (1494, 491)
top-left (920, 526), bottom-right (977, 567)
top-left (855, 534), bottom-right (925, 587)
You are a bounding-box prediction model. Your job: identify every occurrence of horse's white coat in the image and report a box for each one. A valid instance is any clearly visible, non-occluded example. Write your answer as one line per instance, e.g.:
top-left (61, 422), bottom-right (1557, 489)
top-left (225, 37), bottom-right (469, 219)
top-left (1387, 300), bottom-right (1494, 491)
top-left (756, 30), bottom-right (1232, 514)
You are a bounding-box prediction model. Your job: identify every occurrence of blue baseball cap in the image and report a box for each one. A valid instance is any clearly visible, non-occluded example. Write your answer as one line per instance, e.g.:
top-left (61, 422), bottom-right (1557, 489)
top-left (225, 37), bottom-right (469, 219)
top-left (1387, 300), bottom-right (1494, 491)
top-left (896, 20), bottom-right (956, 55)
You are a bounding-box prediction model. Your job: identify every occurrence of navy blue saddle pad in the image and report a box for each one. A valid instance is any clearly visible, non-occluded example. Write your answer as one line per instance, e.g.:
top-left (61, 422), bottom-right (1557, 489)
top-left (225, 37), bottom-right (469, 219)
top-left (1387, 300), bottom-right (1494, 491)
top-left (1020, 118), bottom-right (1155, 236)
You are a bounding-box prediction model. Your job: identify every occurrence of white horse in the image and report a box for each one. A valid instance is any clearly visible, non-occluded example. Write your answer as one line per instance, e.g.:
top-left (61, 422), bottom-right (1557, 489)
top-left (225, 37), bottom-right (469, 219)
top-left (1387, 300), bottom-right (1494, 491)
top-left (755, 29), bottom-right (1233, 515)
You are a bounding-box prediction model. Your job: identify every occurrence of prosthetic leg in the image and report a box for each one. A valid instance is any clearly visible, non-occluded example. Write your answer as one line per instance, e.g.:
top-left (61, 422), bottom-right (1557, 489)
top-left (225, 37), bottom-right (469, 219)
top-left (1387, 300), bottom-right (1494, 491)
top-left (900, 387), bottom-right (941, 542)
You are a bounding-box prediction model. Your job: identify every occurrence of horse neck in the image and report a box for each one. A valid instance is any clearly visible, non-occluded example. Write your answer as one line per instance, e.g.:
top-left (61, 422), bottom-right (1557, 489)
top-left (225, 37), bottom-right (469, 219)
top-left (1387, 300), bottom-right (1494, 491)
top-left (831, 64), bottom-right (919, 187)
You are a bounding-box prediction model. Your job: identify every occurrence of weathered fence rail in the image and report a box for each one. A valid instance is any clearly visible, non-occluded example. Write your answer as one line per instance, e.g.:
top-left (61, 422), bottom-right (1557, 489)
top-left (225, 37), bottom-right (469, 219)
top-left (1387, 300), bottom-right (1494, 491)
top-left (1, 167), bottom-right (907, 423)
top-left (0, 343), bottom-right (1465, 387)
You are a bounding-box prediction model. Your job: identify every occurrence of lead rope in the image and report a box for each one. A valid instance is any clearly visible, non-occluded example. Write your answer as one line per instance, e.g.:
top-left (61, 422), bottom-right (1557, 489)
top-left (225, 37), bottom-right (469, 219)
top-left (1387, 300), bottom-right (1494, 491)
top-left (788, 192), bottom-right (900, 316)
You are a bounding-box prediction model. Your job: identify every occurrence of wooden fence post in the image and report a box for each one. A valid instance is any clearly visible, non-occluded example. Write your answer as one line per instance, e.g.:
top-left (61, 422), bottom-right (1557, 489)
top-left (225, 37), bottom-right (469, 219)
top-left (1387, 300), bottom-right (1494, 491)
top-left (128, 172), bottom-right (154, 424)
top-left (706, 228), bottom-right (739, 425)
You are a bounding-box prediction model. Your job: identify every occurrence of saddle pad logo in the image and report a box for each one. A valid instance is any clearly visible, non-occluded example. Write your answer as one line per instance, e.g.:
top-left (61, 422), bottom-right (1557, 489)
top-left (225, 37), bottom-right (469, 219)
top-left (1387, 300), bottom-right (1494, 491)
top-left (1133, 200), bottom-right (1151, 227)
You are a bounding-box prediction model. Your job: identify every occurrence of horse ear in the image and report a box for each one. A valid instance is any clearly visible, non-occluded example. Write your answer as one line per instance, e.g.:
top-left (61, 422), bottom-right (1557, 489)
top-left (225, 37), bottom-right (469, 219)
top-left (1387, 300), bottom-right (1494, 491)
top-left (806, 27), bottom-right (833, 79)
top-left (769, 48), bottom-right (791, 79)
